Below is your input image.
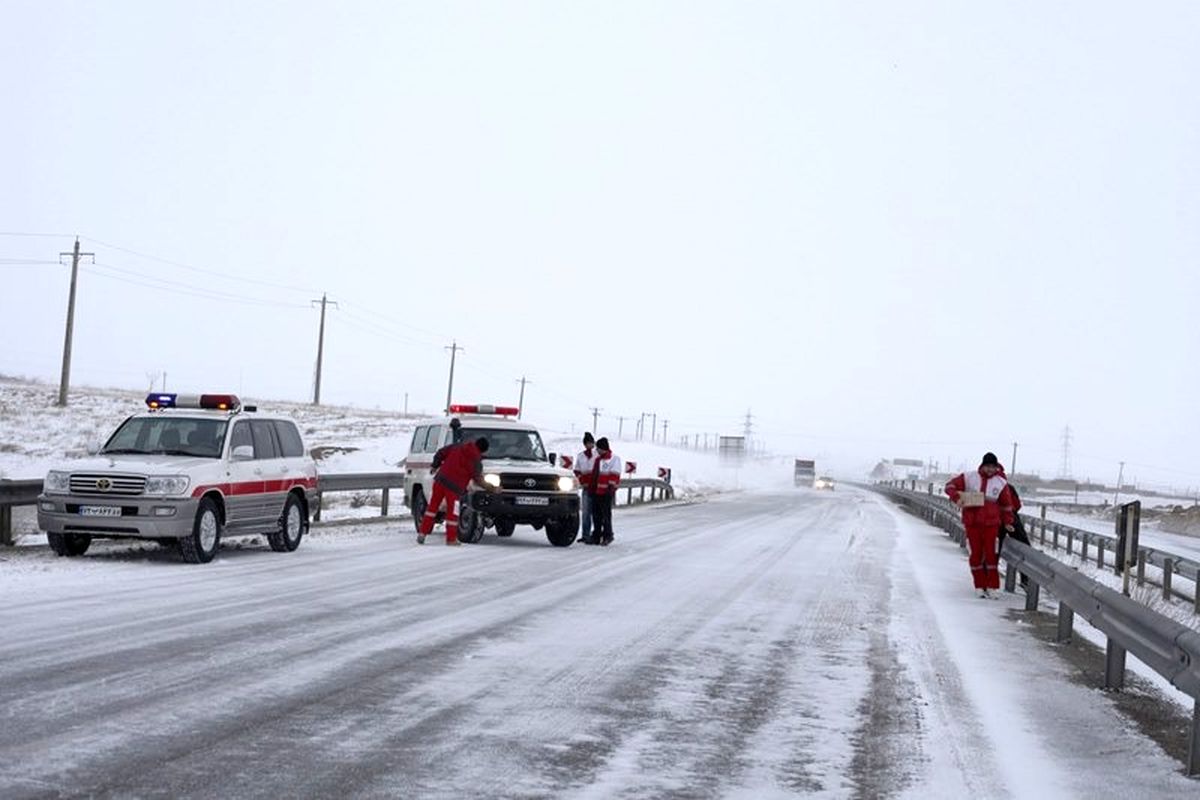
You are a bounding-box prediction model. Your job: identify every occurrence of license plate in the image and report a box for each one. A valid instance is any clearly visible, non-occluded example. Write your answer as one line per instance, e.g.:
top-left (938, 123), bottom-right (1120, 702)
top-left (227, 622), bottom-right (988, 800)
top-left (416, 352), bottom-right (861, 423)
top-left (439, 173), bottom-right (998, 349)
top-left (514, 496), bottom-right (550, 506)
top-left (79, 506), bottom-right (122, 517)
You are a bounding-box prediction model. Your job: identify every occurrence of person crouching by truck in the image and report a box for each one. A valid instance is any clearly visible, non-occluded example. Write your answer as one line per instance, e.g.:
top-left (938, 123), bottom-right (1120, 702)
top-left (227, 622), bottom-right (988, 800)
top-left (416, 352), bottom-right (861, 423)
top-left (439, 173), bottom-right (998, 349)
top-left (944, 452), bottom-right (1016, 598)
top-left (418, 436), bottom-right (494, 546)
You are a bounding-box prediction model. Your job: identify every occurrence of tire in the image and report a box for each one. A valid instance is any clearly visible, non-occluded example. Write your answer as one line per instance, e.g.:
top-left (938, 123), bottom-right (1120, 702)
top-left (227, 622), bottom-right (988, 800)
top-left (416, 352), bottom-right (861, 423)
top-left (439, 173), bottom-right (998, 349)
top-left (545, 513), bottom-right (579, 548)
top-left (268, 492), bottom-right (307, 552)
top-left (181, 496), bottom-right (222, 564)
top-left (411, 488), bottom-right (427, 533)
top-left (47, 533), bottom-right (91, 557)
top-left (458, 504), bottom-right (486, 544)
top-left (494, 519), bottom-right (516, 538)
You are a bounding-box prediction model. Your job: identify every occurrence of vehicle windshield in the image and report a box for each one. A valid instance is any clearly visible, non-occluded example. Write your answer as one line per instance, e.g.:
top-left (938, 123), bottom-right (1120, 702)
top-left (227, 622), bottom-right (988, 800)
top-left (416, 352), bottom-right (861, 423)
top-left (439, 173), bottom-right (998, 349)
top-left (102, 416), bottom-right (228, 459)
top-left (459, 427), bottom-right (547, 462)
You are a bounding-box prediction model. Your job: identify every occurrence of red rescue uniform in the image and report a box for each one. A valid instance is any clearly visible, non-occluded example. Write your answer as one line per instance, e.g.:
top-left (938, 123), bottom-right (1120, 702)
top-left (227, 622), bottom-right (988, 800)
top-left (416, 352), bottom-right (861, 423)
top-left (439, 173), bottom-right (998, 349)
top-left (419, 440), bottom-right (484, 544)
top-left (945, 468), bottom-right (1016, 590)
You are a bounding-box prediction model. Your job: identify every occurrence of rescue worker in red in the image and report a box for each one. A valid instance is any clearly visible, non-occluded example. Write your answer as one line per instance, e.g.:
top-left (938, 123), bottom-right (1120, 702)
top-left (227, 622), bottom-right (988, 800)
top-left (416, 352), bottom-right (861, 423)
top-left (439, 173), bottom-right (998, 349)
top-left (418, 435), bottom-right (492, 546)
top-left (588, 437), bottom-right (622, 546)
top-left (944, 452), bottom-right (1016, 598)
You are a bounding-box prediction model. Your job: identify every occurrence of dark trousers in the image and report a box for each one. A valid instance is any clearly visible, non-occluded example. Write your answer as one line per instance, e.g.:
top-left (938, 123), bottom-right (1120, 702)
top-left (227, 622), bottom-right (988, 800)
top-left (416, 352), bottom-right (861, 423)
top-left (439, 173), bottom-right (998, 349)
top-left (590, 492), bottom-right (614, 543)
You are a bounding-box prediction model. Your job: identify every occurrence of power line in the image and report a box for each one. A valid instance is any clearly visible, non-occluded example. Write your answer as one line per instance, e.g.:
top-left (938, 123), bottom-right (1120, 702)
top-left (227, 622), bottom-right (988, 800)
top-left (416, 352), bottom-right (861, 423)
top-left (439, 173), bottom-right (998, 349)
top-left (82, 235), bottom-right (319, 295)
top-left (0, 231), bottom-right (75, 238)
top-left (84, 262), bottom-right (308, 309)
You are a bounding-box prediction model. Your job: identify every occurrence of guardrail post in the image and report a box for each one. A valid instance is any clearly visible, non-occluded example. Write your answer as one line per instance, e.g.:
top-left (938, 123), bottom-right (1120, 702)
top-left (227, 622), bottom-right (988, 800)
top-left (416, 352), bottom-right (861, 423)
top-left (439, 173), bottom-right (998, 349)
top-left (1025, 580), bottom-right (1040, 611)
top-left (381, 488), bottom-right (390, 517)
top-left (1081, 535), bottom-right (1089, 562)
top-left (1096, 540), bottom-right (1105, 570)
top-left (626, 486), bottom-right (632, 506)
top-left (0, 504), bottom-right (12, 546)
top-left (1193, 571), bottom-right (1200, 616)
top-left (1188, 702), bottom-right (1200, 777)
top-left (1053, 524), bottom-right (1060, 550)
top-left (1104, 639), bottom-right (1126, 690)
top-left (1056, 604), bottom-right (1074, 643)
top-left (1163, 558), bottom-right (1174, 602)
top-left (1004, 563), bottom-right (1017, 593)
top-left (313, 494), bottom-right (322, 522)
top-left (639, 486), bottom-right (646, 504)
top-left (1137, 549), bottom-right (1146, 586)
top-left (1066, 529), bottom-right (1074, 555)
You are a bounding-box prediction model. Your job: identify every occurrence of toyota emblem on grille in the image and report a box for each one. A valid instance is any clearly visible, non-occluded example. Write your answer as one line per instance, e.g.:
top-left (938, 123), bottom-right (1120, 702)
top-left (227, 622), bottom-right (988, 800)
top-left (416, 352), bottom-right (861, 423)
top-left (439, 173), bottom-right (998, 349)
top-left (523, 478), bottom-right (536, 488)
top-left (96, 478), bottom-right (112, 492)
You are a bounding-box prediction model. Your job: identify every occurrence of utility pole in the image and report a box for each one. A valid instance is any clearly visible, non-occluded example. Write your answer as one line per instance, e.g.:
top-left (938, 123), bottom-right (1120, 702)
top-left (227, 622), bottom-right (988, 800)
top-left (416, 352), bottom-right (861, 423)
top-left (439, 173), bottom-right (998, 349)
top-left (589, 406), bottom-right (601, 434)
top-left (1059, 426), bottom-right (1073, 479)
top-left (638, 412), bottom-right (647, 440)
top-left (310, 293), bottom-right (338, 405)
top-left (617, 416), bottom-right (627, 439)
top-left (1114, 461), bottom-right (1125, 506)
top-left (650, 412), bottom-right (657, 443)
top-left (1010, 441), bottom-right (1018, 476)
top-left (516, 376), bottom-right (531, 419)
top-left (403, 392), bottom-right (409, 417)
top-left (444, 340), bottom-right (464, 412)
top-left (57, 237), bottom-right (94, 407)
top-left (662, 419), bottom-right (669, 444)
top-left (744, 409), bottom-right (754, 444)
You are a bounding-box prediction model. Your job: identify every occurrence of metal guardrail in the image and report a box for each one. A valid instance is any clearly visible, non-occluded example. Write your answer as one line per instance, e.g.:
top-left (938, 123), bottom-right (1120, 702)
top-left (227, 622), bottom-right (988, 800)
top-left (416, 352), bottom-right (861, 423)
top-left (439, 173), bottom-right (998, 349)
top-left (0, 479), bottom-right (43, 546)
top-left (2, 474), bottom-right (677, 537)
top-left (615, 477), bottom-right (676, 506)
top-left (877, 483), bottom-right (1200, 776)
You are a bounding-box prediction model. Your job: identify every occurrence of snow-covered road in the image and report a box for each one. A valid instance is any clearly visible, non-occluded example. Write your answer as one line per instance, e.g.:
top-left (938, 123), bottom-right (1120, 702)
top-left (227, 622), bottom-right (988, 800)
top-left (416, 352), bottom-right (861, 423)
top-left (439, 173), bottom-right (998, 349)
top-left (1, 489), bottom-right (1194, 798)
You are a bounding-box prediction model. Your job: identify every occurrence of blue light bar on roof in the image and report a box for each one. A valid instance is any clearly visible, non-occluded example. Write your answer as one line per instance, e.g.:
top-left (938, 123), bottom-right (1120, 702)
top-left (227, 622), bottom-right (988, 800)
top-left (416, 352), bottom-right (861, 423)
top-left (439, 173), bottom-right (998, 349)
top-left (145, 393), bottom-right (177, 409)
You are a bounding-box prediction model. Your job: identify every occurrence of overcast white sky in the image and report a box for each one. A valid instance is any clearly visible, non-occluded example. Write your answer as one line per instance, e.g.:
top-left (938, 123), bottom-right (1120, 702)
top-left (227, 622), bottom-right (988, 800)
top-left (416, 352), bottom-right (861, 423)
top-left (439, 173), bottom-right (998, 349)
top-left (2, 1), bottom-right (1198, 488)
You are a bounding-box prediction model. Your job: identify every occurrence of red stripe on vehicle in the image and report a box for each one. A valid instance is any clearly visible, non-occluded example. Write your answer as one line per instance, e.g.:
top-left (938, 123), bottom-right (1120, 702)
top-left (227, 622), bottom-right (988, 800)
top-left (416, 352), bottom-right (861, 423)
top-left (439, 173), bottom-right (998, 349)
top-left (191, 477), bottom-right (316, 498)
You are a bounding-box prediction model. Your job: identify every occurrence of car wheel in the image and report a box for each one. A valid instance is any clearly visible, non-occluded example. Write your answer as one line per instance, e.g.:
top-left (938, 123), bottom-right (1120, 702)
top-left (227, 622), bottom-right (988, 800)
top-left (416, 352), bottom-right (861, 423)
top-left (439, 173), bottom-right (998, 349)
top-left (545, 514), bottom-right (579, 548)
top-left (181, 496), bottom-right (222, 564)
top-left (458, 505), bottom-right (486, 544)
top-left (47, 532), bottom-right (91, 557)
top-left (268, 492), bottom-right (307, 552)
top-left (411, 488), bottom-right (427, 533)
top-left (494, 519), bottom-right (516, 538)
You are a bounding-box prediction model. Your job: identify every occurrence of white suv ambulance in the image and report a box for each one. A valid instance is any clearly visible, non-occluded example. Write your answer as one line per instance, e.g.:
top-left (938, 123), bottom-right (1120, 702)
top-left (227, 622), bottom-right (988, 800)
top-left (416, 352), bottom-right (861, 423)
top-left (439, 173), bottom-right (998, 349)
top-left (403, 405), bottom-right (581, 546)
top-left (37, 393), bottom-right (318, 563)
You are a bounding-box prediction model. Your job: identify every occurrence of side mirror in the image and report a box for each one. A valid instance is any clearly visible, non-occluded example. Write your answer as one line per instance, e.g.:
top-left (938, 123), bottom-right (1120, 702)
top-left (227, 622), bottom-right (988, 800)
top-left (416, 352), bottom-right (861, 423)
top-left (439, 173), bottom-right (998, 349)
top-left (232, 445), bottom-right (255, 461)
top-left (548, 452), bottom-right (557, 466)
top-left (86, 440), bottom-right (102, 456)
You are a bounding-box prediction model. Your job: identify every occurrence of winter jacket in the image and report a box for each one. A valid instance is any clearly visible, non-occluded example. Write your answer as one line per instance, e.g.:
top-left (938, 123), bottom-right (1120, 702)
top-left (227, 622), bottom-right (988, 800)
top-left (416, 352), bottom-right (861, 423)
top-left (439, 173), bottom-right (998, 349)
top-left (575, 447), bottom-right (598, 492)
top-left (945, 468), bottom-right (1015, 528)
top-left (589, 449), bottom-right (622, 496)
top-left (434, 441), bottom-right (484, 497)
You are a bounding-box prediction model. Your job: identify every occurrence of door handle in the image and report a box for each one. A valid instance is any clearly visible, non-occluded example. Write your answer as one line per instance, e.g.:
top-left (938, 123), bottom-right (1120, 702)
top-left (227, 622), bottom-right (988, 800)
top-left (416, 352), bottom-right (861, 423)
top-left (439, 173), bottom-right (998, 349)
top-left (254, 468), bottom-right (264, 476)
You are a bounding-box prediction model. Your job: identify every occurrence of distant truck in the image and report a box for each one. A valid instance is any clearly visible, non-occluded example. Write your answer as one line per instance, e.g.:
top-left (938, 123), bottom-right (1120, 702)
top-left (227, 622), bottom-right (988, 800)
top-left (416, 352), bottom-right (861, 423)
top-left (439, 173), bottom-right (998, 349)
top-left (794, 459), bottom-right (816, 488)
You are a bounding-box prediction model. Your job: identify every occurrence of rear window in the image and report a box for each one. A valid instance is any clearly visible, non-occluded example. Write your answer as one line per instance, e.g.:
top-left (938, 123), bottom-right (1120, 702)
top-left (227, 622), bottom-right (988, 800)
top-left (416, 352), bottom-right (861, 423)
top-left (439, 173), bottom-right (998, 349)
top-left (411, 426), bottom-right (429, 454)
top-left (250, 420), bottom-right (280, 460)
top-left (273, 421), bottom-right (305, 458)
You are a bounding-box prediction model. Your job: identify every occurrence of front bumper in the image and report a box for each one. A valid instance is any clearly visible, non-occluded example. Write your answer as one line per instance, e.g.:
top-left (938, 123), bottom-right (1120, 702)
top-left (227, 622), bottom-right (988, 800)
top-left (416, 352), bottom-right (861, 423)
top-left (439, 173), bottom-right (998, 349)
top-left (37, 494), bottom-right (199, 539)
top-left (467, 490), bottom-right (579, 521)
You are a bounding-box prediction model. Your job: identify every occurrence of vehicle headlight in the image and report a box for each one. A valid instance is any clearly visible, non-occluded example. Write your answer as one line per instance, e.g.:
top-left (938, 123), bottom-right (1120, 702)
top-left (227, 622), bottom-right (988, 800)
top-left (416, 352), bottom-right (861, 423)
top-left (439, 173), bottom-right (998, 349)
top-left (483, 474), bottom-right (502, 488)
top-left (144, 475), bottom-right (190, 495)
top-left (557, 476), bottom-right (577, 492)
top-left (45, 471), bottom-right (71, 493)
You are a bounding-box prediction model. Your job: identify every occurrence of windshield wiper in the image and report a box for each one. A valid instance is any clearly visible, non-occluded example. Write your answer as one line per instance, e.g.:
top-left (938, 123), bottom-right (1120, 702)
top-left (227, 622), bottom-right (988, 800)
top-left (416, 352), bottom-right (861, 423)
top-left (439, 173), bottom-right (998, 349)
top-left (151, 449), bottom-right (195, 456)
top-left (100, 448), bottom-right (144, 455)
